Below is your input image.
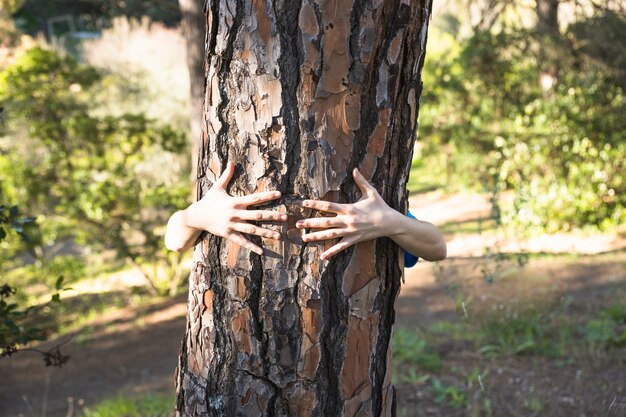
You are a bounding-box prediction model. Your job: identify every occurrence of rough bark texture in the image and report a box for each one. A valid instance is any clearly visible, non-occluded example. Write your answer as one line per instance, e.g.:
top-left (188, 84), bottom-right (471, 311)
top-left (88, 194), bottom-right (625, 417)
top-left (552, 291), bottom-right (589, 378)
top-left (175, 1), bottom-right (432, 416)
top-left (179, 0), bottom-right (209, 192)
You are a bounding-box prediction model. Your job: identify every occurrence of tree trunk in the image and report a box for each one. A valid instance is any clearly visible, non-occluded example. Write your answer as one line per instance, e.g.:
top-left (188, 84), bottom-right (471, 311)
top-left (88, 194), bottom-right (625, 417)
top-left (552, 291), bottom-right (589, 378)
top-left (179, 0), bottom-right (208, 196)
top-left (535, 0), bottom-right (560, 89)
top-left (536, 0), bottom-right (559, 36)
top-left (175, 1), bottom-right (432, 416)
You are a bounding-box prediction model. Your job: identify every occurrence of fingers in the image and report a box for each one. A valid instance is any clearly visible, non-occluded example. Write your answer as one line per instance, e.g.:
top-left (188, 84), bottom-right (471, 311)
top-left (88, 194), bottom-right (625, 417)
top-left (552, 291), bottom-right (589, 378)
top-left (302, 199), bottom-right (345, 214)
top-left (235, 190), bottom-right (282, 207)
top-left (214, 161), bottom-right (234, 190)
top-left (353, 168), bottom-right (377, 197)
top-left (231, 222), bottom-right (281, 240)
top-left (320, 237), bottom-right (358, 260)
top-left (229, 232), bottom-right (264, 255)
top-left (235, 210), bottom-right (288, 222)
top-left (296, 216), bottom-right (346, 229)
top-left (302, 228), bottom-right (351, 243)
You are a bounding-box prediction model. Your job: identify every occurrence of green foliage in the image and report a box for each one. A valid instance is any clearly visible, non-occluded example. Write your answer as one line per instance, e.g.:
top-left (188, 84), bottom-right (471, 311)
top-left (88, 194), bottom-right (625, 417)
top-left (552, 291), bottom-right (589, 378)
top-left (81, 393), bottom-right (174, 417)
top-left (393, 327), bottom-right (442, 374)
top-left (0, 0), bottom-right (25, 14)
top-left (0, 1), bottom-right (22, 48)
top-left (416, 10), bottom-right (626, 232)
top-left (477, 310), bottom-right (568, 357)
top-left (0, 46), bottom-right (189, 295)
top-left (0, 202), bottom-right (35, 242)
top-left (0, 200), bottom-right (68, 364)
top-left (0, 277), bottom-right (67, 360)
top-left (474, 300), bottom-right (626, 358)
top-left (579, 304), bottom-right (626, 350)
top-left (430, 377), bottom-right (467, 408)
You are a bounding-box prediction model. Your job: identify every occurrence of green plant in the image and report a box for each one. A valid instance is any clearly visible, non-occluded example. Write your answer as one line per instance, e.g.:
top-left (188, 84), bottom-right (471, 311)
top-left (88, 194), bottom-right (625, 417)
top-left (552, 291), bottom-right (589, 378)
top-left (414, 10), bottom-right (626, 233)
top-left (0, 201), bottom-right (69, 365)
top-left (478, 309), bottom-right (569, 358)
top-left (0, 46), bottom-right (189, 295)
top-left (393, 327), bottom-right (443, 373)
top-left (580, 304), bottom-right (626, 351)
top-left (431, 377), bottom-right (467, 408)
top-left (81, 393), bottom-right (174, 417)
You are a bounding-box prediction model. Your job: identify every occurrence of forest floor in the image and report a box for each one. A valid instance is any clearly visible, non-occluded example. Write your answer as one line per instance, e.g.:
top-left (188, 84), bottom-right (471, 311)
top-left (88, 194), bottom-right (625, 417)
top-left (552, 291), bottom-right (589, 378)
top-left (1, 192), bottom-right (625, 417)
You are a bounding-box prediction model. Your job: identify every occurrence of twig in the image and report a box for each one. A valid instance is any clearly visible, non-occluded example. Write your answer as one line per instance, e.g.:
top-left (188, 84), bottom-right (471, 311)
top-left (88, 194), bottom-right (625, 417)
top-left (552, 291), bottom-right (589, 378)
top-left (22, 395), bottom-right (36, 417)
top-left (461, 301), bottom-right (469, 319)
top-left (607, 396), bottom-right (616, 417)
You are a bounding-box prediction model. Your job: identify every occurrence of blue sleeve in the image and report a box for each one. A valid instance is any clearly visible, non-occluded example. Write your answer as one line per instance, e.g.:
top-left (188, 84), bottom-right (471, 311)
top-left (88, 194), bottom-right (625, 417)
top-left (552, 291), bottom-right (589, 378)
top-left (403, 210), bottom-right (419, 268)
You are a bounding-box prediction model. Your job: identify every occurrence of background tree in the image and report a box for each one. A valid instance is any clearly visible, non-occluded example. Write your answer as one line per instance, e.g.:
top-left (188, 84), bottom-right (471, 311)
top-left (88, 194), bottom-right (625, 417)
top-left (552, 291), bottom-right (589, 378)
top-left (175, 0), bottom-right (433, 416)
top-left (0, 47), bottom-right (189, 295)
top-left (178, 0), bottom-right (207, 196)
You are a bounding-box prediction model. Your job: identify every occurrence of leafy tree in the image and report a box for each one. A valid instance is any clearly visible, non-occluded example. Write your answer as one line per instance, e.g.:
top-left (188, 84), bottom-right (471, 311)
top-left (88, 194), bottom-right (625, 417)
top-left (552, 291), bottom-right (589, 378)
top-left (0, 47), bottom-right (190, 294)
top-left (417, 9), bottom-right (626, 232)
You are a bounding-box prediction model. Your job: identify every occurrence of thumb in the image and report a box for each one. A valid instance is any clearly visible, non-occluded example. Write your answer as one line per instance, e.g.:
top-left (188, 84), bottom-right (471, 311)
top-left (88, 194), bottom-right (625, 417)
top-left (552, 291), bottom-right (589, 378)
top-left (214, 161), bottom-right (234, 190)
top-left (353, 168), bottom-right (376, 197)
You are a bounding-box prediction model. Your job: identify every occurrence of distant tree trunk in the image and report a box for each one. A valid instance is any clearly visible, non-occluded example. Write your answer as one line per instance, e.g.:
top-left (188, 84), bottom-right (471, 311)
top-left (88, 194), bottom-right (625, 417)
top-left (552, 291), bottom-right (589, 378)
top-left (535, 0), bottom-right (560, 89)
top-left (175, 1), bottom-right (432, 416)
top-left (179, 0), bottom-right (207, 196)
top-left (536, 0), bottom-right (559, 36)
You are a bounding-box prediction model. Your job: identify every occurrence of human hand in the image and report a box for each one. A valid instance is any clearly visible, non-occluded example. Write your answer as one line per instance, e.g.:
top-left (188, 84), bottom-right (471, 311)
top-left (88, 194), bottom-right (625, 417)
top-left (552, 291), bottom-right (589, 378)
top-left (296, 168), bottom-right (394, 260)
top-left (184, 161), bottom-right (287, 255)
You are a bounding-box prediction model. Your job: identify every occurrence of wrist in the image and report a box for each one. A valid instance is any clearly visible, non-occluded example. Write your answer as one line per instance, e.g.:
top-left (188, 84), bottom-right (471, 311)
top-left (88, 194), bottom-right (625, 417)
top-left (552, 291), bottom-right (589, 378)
top-left (181, 205), bottom-right (199, 230)
top-left (386, 208), bottom-right (407, 238)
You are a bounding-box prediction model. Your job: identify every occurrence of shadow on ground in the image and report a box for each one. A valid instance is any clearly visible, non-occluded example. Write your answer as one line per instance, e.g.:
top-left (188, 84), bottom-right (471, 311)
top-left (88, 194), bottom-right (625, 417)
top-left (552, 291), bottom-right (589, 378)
top-left (0, 295), bottom-right (187, 417)
top-left (1, 252), bottom-right (625, 417)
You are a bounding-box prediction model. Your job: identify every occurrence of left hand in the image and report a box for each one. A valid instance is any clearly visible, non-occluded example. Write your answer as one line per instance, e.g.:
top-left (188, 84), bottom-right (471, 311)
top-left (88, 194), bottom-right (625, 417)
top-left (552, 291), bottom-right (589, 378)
top-left (296, 168), bottom-right (392, 260)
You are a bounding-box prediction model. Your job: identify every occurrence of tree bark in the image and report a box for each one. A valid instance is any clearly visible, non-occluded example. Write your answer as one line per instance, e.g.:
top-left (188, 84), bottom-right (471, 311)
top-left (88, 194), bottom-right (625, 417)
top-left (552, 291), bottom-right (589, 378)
top-left (179, 0), bottom-right (208, 195)
top-left (175, 1), bottom-right (432, 416)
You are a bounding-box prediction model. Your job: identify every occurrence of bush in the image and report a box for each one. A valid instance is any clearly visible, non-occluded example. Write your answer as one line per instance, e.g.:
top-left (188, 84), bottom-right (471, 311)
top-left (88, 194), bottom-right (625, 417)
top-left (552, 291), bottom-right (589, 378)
top-left (416, 11), bottom-right (626, 232)
top-left (0, 46), bottom-right (190, 295)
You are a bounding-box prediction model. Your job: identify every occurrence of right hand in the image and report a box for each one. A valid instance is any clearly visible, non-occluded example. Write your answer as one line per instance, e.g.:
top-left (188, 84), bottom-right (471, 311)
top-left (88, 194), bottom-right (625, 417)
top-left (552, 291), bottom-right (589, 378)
top-left (184, 161), bottom-right (287, 254)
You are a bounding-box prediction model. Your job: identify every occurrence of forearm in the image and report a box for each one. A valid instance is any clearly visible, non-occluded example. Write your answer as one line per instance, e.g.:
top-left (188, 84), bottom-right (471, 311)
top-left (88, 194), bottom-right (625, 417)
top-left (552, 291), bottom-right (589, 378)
top-left (164, 209), bottom-right (202, 253)
top-left (386, 209), bottom-right (446, 262)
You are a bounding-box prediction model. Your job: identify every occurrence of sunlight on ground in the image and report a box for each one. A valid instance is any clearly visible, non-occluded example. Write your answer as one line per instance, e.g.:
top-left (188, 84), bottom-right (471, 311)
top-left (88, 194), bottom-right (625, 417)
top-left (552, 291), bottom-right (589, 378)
top-left (409, 192), bottom-right (626, 257)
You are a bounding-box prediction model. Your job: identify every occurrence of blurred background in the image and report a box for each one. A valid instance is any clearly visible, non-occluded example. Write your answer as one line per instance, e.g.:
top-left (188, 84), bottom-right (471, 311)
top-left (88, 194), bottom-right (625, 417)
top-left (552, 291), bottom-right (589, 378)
top-left (0, 0), bottom-right (624, 416)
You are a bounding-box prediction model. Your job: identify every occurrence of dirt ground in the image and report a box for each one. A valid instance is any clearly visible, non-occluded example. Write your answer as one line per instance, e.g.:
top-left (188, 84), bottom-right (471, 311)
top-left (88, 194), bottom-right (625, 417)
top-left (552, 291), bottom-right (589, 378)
top-left (394, 254), bottom-right (626, 417)
top-left (1, 193), bottom-right (625, 417)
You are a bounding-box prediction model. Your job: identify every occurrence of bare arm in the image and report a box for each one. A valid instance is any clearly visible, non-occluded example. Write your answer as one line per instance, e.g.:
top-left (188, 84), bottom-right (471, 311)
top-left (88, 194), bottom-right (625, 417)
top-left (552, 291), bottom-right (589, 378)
top-left (164, 209), bottom-right (203, 253)
top-left (164, 161), bottom-right (288, 254)
top-left (384, 209), bottom-right (447, 262)
top-left (296, 168), bottom-right (446, 261)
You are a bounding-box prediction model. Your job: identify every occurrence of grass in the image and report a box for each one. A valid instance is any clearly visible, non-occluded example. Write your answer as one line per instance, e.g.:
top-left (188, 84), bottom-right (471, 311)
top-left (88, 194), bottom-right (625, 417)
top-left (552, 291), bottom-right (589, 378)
top-left (81, 393), bottom-right (174, 417)
top-left (393, 301), bottom-right (626, 375)
top-left (392, 254), bottom-right (626, 412)
top-left (392, 327), bottom-right (442, 383)
top-left (431, 377), bottom-right (467, 408)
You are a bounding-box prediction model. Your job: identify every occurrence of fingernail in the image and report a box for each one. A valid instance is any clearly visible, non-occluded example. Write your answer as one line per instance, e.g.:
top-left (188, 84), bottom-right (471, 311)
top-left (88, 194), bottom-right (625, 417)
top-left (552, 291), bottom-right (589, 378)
top-left (303, 201), bottom-right (310, 207)
top-left (274, 191), bottom-right (281, 197)
top-left (274, 233), bottom-right (280, 239)
top-left (281, 214), bottom-right (288, 220)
